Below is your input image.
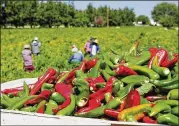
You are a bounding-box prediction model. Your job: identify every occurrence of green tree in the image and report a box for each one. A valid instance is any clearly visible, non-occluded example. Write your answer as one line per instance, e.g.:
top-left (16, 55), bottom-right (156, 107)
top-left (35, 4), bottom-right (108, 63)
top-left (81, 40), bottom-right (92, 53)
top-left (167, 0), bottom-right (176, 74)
top-left (0, 2), bottom-right (7, 28)
top-left (24, 0), bottom-right (38, 28)
top-left (159, 16), bottom-right (176, 28)
top-left (136, 15), bottom-right (150, 25)
top-left (86, 3), bottom-right (95, 25)
top-left (152, 2), bottom-right (178, 27)
top-left (121, 7), bottom-right (136, 26)
top-left (73, 10), bottom-right (89, 27)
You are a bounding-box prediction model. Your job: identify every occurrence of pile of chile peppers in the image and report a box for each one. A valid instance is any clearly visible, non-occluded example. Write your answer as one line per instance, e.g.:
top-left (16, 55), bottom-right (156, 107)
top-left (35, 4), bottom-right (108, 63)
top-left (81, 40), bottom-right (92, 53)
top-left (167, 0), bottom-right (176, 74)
top-left (1, 42), bottom-right (178, 126)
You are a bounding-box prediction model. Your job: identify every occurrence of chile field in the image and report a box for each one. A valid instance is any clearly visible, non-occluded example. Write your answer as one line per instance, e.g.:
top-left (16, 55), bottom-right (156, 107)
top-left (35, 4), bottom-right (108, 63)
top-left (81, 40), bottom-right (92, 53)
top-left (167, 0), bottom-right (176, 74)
top-left (1, 27), bottom-right (178, 83)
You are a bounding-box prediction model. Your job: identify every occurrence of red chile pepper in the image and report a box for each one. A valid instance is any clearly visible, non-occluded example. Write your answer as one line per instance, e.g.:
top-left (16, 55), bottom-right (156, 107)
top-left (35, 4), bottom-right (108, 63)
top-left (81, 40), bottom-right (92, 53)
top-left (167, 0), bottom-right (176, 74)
top-left (47, 75), bottom-right (57, 84)
top-left (117, 97), bottom-right (127, 112)
top-left (64, 68), bottom-right (78, 84)
top-left (65, 61), bottom-right (87, 84)
top-left (76, 77), bottom-right (114, 113)
top-left (161, 54), bottom-right (178, 68)
top-left (125, 89), bottom-right (140, 109)
top-left (104, 109), bottom-right (119, 118)
top-left (24, 90), bottom-right (51, 106)
top-left (86, 75), bottom-right (105, 92)
top-left (85, 58), bottom-right (98, 71)
top-left (149, 47), bottom-right (159, 59)
top-left (146, 96), bottom-right (167, 102)
top-left (148, 49), bottom-right (168, 68)
top-left (89, 77), bottom-right (114, 99)
top-left (53, 83), bottom-right (72, 113)
top-left (78, 60), bottom-right (86, 71)
top-left (30, 68), bottom-right (56, 95)
top-left (77, 98), bottom-right (101, 113)
top-left (142, 116), bottom-right (157, 124)
top-left (115, 65), bottom-right (137, 77)
top-left (55, 83), bottom-right (72, 99)
top-left (1, 84), bottom-right (34, 95)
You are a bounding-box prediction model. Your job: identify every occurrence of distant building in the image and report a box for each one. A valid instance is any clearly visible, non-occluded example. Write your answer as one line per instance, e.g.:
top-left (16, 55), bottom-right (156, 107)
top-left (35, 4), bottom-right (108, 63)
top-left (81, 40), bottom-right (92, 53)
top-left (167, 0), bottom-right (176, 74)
top-left (150, 19), bottom-right (161, 26)
top-left (133, 21), bottom-right (148, 26)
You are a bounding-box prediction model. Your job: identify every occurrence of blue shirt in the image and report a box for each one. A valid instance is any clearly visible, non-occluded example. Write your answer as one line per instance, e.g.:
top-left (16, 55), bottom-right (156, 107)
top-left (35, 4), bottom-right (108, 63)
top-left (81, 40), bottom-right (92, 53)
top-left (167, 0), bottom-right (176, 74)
top-left (68, 52), bottom-right (84, 63)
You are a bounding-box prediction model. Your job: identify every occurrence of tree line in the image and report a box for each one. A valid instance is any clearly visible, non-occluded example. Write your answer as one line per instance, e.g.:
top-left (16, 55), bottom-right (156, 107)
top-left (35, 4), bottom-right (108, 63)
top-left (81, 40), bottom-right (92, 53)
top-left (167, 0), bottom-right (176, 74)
top-left (0, 1), bottom-right (178, 28)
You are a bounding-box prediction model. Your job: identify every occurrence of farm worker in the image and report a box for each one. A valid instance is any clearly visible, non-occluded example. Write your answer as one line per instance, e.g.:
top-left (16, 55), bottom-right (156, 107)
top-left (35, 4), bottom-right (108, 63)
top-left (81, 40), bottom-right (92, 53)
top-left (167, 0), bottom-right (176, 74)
top-left (68, 46), bottom-right (84, 64)
top-left (84, 37), bottom-right (94, 56)
top-left (90, 39), bottom-right (100, 57)
top-left (31, 37), bottom-right (41, 56)
top-left (22, 44), bottom-right (35, 72)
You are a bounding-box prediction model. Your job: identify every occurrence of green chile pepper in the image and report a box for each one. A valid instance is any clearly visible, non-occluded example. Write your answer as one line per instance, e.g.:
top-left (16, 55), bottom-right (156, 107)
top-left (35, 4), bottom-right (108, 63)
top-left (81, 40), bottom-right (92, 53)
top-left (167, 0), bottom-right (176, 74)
top-left (151, 56), bottom-right (170, 77)
top-left (127, 64), bottom-right (160, 80)
top-left (96, 82), bottom-right (106, 89)
top-left (116, 83), bottom-right (137, 99)
top-left (20, 105), bottom-right (37, 112)
top-left (45, 100), bottom-right (58, 115)
top-left (73, 78), bottom-right (89, 107)
top-left (125, 51), bottom-right (151, 65)
top-left (150, 75), bottom-right (178, 87)
top-left (149, 102), bottom-right (171, 117)
top-left (103, 53), bottom-right (118, 69)
top-left (110, 54), bottom-right (120, 65)
top-left (161, 83), bottom-right (178, 90)
top-left (171, 106), bottom-right (179, 116)
top-left (23, 82), bottom-right (30, 96)
top-left (121, 75), bottom-right (149, 84)
top-left (0, 98), bottom-right (9, 108)
top-left (7, 95), bottom-right (37, 110)
top-left (88, 60), bottom-right (101, 78)
top-left (101, 70), bottom-right (123, 94)
top-left (50, 92), bottom-right (65, 104)
top-left (140, 96), bottom-right (149, 104)
top-left (17, 82), bottom-right (29, 97)
top-left (174, 65), bottom-right (178, 74)
top-left (104, 92), bottom-right (112, 103)
top-left (44, 100), bottom-right (58, 115)
top-left (157, 113), bottom-right (178, 126)
top-left (41, 83), bottom-right (54, 91)
top-left (156, 100), bottom-right (179, 107)
top-left (167, 89), bottom-right (178, 100)
top-left (56, 94), bottom-right (76, 116)
top-left (112, 80), bottom-right (123, 95)
top-left (75, 70), bottom-right (87, 79)
top-left (2, 94), bottom-right (12, 104)
top-left (75, 97), bottom-right (122, 118)
top-left (76, 91), bottom-right (89, 108)
top-left (126, 115), bottom-right (137, 122)
top-left (36, 100), bottom-right (47, 113)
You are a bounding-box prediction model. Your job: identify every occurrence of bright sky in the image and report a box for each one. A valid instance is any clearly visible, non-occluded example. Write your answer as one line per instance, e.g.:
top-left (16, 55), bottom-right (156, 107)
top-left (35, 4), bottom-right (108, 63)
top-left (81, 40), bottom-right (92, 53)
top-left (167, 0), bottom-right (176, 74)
top-left (72, 1), bottom-right (178, 20)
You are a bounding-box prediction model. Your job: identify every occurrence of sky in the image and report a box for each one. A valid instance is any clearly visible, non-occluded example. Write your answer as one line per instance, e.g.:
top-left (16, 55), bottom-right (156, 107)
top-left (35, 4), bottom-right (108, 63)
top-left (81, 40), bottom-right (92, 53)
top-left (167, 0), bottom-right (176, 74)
top-left (72, 1), bottom-right (178, 20)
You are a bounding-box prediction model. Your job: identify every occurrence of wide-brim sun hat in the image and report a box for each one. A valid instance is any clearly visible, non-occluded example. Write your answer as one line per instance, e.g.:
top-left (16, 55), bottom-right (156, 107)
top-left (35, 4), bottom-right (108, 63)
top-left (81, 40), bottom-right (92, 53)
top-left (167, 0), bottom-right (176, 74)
top-left (94, 39), bottom-right (98, 43)
top-left (34, 37), bottom-right (38, 41)
top-left (24, 44), bottom-right (30, 49)
top-left (72, 45), bottom-right (76, 48)
top-left (72, 47), bottom-right (78, 53)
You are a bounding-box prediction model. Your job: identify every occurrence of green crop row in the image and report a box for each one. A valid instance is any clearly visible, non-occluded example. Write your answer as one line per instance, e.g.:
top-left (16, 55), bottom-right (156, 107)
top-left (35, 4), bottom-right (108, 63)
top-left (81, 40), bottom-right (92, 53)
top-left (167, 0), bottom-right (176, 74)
top-left (1, 27), bottom-right (178, 83)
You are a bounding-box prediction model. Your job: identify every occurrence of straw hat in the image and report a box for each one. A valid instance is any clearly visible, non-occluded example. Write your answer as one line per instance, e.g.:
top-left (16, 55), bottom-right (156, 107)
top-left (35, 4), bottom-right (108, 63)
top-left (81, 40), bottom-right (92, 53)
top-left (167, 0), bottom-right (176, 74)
top-left (34, 37), bottom-right (38, 41)
top-left (24, 44), bottom-right (30, 49)
top-left (72, 47), bottom-right (78, 53)
top-left (94, 39), bottom-right (98, 43)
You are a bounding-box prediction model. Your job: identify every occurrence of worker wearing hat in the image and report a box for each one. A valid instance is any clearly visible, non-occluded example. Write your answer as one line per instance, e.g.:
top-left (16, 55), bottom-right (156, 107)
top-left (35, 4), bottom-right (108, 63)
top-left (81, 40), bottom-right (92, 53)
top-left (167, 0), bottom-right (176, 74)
top-left (68, 45), bottom-right (84, 64)
top-left (31, 37), bottom-right (41, 56)
top-left (90, 38), bottom-right (100, 57)
top-left (22, 44), bottom-right (35, 72)
top-left (84, 37), bottom-right (95, 56)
